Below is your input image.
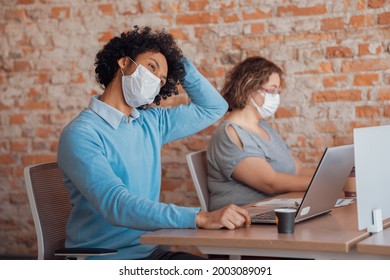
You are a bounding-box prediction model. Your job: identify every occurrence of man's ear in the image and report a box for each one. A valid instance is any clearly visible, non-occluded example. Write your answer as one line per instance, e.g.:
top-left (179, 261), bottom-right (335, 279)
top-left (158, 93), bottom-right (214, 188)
top-left (117, 57), bottom-right (127, 69)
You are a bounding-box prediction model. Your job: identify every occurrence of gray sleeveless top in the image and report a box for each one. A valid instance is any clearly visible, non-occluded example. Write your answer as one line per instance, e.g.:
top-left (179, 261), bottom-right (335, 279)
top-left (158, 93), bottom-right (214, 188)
top-left (206, 120), bottom-right (296, 211)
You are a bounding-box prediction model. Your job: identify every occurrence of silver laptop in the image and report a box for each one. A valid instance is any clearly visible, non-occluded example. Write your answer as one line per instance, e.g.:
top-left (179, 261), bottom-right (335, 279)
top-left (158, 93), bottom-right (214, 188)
top-left (251, 144), bottom-right (354, 224)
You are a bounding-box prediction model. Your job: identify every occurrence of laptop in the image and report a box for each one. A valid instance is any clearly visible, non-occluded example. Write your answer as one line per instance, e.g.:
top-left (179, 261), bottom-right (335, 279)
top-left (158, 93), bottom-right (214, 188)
top-left (250, 144), bottom-right (354, 224)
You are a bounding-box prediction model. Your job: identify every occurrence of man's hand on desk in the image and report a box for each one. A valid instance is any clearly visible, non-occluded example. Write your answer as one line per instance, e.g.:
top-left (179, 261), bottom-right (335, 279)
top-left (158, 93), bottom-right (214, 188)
top-left (196, 204), bottom-right (251, 230)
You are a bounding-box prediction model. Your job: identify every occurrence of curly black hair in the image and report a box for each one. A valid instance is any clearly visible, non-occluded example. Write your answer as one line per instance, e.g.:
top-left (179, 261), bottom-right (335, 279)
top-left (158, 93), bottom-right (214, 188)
top-left (94, 26), bottom-right (185, 107)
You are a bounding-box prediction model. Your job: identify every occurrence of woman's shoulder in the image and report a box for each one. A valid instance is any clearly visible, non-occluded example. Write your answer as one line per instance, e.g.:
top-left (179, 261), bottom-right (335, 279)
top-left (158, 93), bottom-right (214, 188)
top-left (210, 120), bottom-right (247, 151)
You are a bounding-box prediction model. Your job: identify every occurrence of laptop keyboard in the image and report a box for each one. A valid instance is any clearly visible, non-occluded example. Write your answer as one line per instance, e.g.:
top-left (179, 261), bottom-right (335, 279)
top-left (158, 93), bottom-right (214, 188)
top-left (251, 211), bottom-right (276, 222)
top-left (251, 206), bottom-right (297, 223)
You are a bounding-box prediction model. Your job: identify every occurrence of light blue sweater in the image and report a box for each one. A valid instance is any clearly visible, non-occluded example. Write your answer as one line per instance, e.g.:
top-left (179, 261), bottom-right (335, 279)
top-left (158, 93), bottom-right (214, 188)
top-left (57, 58), bottom-right (228, 259)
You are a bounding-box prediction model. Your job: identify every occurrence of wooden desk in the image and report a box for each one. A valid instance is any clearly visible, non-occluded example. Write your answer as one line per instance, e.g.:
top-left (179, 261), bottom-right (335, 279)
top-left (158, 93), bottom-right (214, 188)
top-left (141, 202), bottom-right (387, 259)
top-left (357, 227), bottom-right (390, 256)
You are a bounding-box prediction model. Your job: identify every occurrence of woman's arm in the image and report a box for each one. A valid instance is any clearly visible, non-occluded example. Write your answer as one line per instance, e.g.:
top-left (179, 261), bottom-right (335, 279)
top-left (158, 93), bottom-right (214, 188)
top-left (225, 125), bottom-right (312, 194)
top-left (232, 157), bottom-right (312, 194)
top-left (294, 158), bottom-right (316, 176)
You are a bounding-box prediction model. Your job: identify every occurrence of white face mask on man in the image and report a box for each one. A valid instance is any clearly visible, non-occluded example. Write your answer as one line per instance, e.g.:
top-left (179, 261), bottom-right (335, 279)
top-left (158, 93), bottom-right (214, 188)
top-left (250, 91), bottom-right (280, 119)
top-left (121, 57), bottom-right (161, 108)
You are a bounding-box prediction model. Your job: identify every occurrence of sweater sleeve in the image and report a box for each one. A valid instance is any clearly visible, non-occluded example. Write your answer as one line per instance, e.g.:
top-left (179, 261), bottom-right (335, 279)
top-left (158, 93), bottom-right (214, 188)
top-left (158, 57), bottom-right (228, 144)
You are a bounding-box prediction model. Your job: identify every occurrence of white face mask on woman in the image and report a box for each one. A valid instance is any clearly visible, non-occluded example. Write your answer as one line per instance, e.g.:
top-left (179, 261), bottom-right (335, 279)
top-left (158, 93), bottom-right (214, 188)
top-left (121, 57), bottom-right (161, 108)
top-left (250, 91), bottom-right (280, 119)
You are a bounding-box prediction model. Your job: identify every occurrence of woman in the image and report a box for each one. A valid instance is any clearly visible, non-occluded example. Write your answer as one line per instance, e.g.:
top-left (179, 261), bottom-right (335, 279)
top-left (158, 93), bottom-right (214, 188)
top-left (58, 26), bottom-right (250, 260)
top-left (207, 56), bottom-right (313, 211)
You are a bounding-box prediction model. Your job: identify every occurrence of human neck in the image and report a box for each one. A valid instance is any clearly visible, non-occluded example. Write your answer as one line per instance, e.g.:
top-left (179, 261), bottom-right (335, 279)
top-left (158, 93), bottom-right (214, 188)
top-left (226, 106), bottom-right (262, 128)
top-left (100, 79), bottom-right (133, 116)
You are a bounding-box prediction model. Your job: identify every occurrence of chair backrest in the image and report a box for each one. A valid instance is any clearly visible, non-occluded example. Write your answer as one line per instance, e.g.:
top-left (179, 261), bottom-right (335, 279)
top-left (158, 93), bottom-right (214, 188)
top-left (186, 150), bottom-right (209, 212)
top-left (24, 162), bottom-right (71, 260)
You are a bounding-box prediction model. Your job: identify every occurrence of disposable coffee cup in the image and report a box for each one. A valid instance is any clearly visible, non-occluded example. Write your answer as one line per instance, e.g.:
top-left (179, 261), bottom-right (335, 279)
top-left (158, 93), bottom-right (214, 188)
top-left (274, 208), bottom-right (296, 234)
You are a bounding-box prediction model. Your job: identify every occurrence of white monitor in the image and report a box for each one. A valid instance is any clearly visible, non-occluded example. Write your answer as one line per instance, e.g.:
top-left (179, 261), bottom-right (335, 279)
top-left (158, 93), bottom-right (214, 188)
top-left (354, 124), bottom-right (390, 232)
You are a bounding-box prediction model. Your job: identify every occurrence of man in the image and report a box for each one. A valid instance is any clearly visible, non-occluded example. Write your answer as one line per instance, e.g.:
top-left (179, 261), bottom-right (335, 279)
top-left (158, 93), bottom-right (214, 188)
top-left (58, 26), bottom-right (250, 260)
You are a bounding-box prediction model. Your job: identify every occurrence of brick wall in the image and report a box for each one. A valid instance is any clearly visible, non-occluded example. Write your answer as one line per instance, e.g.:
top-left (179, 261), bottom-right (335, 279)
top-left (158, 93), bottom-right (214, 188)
top-left (0, 0), bottom-right (389, 257)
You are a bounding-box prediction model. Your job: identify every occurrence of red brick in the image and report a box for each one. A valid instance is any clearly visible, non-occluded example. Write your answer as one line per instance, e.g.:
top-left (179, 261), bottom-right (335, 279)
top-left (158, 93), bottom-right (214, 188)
top-left (386, 73), bottom-right (390, 85)
top-left (294, 135), bottom-right (307, 148)
top-left (51, 141), bottom-right (59, 153)
top-left (317, 61), bottom-right (334, 73)
top-left (186, 137), bottom-right (209, 151)
top-left (14, 60), bottom-right (33, 72)
top-left (28, 73), bottom-right (50, 84)
top-left (224, 13), bottom-right (240, 23)
top-left (28, 87), bottom-right (41, 98)
top-left (323, 75), bottom-right (347, 88)
top-left (354, 73), bottom-right (379, 86)
top-left (194, 26), bottom-right (208, 38)
top-left (342, 58), bottom-right (390, 72)
top-left (298, 149), bottom-right (324, 163)
top-left (51, 7), bottom-right (71, 19)
top-left (368, 0), bottom-right (386, 8)
top-left (17, 0), bottom-right (35, 4)
top-left (312, 90), bottom-right (362, 102)
top-left (21, 154), bottom-right (57, 165)
top-left (356, 106), bottom-right (380, 117)
top-left (177, 12), bottom-right (221, 25)
top-left (348, 121), bottom-right (381, 131)
top-left (9, 114), bottom-right (26, 125)
top-left (11, 140), bottom-right (28, 152)
top-left (0, 154), bottom-right (16, 165)
top-left (275, 107), bottom-right (297, 118)
top-left (297, 62), bottom-right (333, 75)
top-left (98, 31), bottom-right (114, 43)
top-left (189, 0), bottom-right (209, 11)
top-left (334, 136), bottom-right (353, 146)
top-left (4, 9), bottom-right (28, 21)
top-left (357, 0), bottom-right (367, 10)
top-left (71, 73), bottom-right (85, 83)
top-left (169, 28), bottom-right (189, 40)
top-left (98, 4), bottom-right (115, 15)
top-left (315, 121), bottom-right (337, 133)
top-left (161, 178), bottom-right (179, 192)
top-left (52, 113), bottom-right (72, 123)
top-left (150, 2), bottom-right (163, 13)
top-left (384, 105), bottom-right (390, 117)
top-left (249, 23), bottom-right (265, 34)
top-left (321, 18), bottom-right (344, 30)
top-left (358, 44), bottom-right (371, 56)
top-left (36, 127), bottom-right (54, 138)
top-left (198, 66), bottom-right (225, 79)
top-left (376, 88), bottom-right (390, 101)
top-left (0, 102), bottom-right (10, 110)
top-left (22, 101), bottom-right (52, 110)
top-left (349, 14), bottom-right (376, 28)
top-left (285, 32), bottom-right (333, 43)
top-left (277, 5), bottom-right (327, 17)
top-left (378, 12), bottom-right (390, 25)
top-left (326, 46), bottom-right (353, 58)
